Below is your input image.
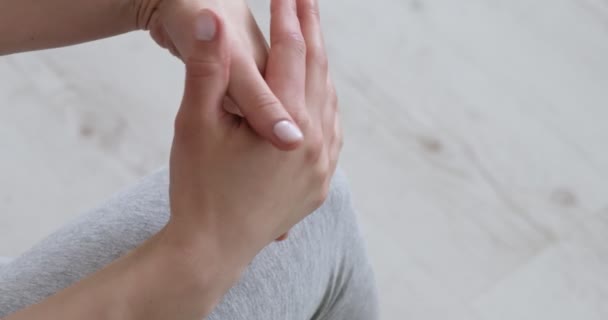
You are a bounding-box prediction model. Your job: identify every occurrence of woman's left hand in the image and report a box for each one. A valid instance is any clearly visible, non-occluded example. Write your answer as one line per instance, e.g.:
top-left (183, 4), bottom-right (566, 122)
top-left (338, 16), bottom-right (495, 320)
top-left (140, 0), bottom-right (305, 149)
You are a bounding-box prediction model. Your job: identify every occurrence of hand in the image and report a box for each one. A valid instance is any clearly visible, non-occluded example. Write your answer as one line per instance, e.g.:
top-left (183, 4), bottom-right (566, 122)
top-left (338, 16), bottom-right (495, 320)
top-left (140, 0), bottom-right (304, 149)
top-left (167, 0), bottom-right (341, 267)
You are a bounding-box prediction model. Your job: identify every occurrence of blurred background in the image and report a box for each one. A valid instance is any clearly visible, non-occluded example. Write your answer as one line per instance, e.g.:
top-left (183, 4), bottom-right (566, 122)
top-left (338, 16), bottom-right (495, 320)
top-left (1, 0), bottom-right (608, 319)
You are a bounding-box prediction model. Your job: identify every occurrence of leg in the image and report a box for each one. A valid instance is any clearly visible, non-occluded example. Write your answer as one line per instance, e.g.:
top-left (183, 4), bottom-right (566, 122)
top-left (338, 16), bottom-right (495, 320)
top-left (0, 168), bottom-right (378, 319)
top-left (0, 257), bottom-right (12, 269)
top-left (208, 169), bottom-right (379, 320)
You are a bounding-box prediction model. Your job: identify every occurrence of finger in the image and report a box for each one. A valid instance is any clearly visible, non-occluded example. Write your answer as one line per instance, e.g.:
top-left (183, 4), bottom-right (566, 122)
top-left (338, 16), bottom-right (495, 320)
top-left (265, 0), bottom-right (308, 128)
top-left (297, 0), bottom-right (329, 102)
top-left (176, 10), bottom-right (230, 134)
top-left (327, 77), bottom-right (341, 176)
top-left (164, 0), bottom-right (303, 149)
top-left (323, 77), bottom-right (338, 133)
top-left (149, 22), bottom-right (169, 49)
top-left (168, 41), bottom-right (181, 59)
top-left (229, 0), bottom-right (306, 150)
top-left (222, 1), bottom-right (304, 148)
top-left (229, 58), bottom-right (304, 150)
top-left (329, 115), bottom-right (343, 175)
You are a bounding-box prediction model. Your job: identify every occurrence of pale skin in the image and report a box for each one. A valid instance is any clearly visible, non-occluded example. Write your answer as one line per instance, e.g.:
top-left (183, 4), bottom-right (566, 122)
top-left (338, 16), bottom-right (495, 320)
top-left (0, 0), bottom-right (303, 149)
top-left (1, 0), bottom-right (341, 319)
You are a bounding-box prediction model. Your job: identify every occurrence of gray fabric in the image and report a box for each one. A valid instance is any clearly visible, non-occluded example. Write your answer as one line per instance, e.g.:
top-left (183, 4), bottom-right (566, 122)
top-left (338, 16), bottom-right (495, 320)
top-left (0, 168), bottom-right (378, 319)
top-left (0, 257), bottom-right (11, 269)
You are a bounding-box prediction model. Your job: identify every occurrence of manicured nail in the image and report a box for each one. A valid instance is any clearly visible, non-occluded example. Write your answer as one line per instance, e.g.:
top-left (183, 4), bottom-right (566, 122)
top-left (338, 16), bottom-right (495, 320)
top-left (273, 120), bottom-right (303, 144)
top-left (195, 11), bottom-right (217, 41)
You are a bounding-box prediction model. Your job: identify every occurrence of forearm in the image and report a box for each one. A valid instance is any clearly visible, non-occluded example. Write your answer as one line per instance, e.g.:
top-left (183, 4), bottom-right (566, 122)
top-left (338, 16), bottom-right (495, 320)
top-left (0, 0), bottom-right (155, 55)
top-left (4, 226), bottom-right (244, 320)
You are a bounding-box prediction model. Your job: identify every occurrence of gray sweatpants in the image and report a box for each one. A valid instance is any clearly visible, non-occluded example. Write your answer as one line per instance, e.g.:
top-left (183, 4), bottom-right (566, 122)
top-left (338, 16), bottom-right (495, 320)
top-left (0, 168), bottom-right (379, 319)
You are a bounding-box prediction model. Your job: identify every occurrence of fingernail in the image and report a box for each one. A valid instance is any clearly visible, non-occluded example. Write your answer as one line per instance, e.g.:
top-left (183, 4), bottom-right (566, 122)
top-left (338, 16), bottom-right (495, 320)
top-left (195, 11), bottom-right (217, 41)
top-left (273, 120), bottom-right (303, 144)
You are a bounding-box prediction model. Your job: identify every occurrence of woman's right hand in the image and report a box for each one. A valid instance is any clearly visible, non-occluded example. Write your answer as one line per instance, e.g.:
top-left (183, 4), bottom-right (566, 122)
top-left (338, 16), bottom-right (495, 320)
top-left (166, 0), bottom-right (341, 269)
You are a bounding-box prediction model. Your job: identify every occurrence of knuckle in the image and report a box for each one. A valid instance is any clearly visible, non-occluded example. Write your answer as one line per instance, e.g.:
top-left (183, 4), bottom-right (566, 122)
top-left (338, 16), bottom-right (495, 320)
top-left (251, 93), bottom-right (281, 114)
top-left (275, 32), bottom-right (307, 57)
top-left (292, 110), bottom-right (311, 132)
top-left (184, 58), bottom-right (224, 80)
top-left (305, 145), bottom-right (323, 164)
top-left (307, 45), bottom-right (329, 73)
top-left (307, 46), bottom-right (328, 73)
top-left (305, 133), bottom-right (324, 164)
top-left (333, 129), bottom-right (343, 151)
top-left (301, 0), bottom-right (321, 20)
top-left (271, 0), bottom-right (297, 15)
top-left (337, 121), bottom-right (344, 149)
top-left (328, 84), bottom-right (339, 109)
top-left (315, 160), bottom-right (330, 182)
top-left (330, 117), bottom-right (344, 152)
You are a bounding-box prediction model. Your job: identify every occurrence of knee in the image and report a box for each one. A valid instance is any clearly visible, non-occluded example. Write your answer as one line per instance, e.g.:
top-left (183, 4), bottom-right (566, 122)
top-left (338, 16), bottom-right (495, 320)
top-left (297, 167), bottom-right (358, 239)
top-left (325, 167), bottom-right (355, 220)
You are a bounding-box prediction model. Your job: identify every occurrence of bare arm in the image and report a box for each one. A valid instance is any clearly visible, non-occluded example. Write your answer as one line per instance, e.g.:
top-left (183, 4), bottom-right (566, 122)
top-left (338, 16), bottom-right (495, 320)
top-left (0, 0), bottom-right (304, 150)
top-left (3, 228), bottom-right (239, 320)
top-left (0, 0), bottom-right (147, 55)
top-left (3, 1), bottom-right (339, 318)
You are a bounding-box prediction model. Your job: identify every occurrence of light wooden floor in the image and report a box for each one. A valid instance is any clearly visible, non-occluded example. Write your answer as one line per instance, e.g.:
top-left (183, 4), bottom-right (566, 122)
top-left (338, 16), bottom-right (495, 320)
top-left (1, 0), bottom-right (607, 319)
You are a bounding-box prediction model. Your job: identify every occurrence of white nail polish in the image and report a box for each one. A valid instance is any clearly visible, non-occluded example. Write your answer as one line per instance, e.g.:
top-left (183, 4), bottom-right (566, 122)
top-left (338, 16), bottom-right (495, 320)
top-left (195, 12), bottom-right (217, 41)
top-left (274, 120), bottom-right (303, 144)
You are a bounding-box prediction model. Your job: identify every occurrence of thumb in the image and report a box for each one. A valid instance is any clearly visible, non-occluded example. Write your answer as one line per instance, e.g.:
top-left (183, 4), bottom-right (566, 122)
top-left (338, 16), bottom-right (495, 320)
top-left (176, 9), bottom-right (230, 133)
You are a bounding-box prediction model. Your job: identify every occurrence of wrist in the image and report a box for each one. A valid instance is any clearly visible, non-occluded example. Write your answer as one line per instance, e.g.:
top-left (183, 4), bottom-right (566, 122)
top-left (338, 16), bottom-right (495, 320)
top-left (122, 226), bottom-right (245, 319)
top-left (162, 216), bottom-right (264, 271)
